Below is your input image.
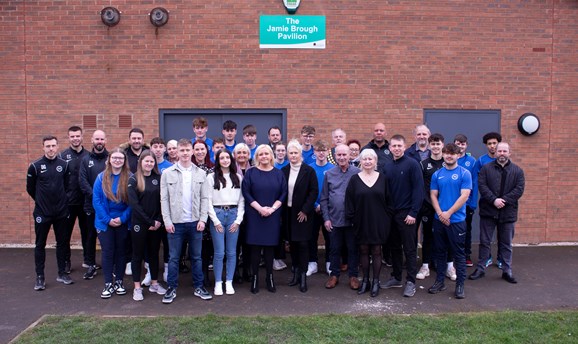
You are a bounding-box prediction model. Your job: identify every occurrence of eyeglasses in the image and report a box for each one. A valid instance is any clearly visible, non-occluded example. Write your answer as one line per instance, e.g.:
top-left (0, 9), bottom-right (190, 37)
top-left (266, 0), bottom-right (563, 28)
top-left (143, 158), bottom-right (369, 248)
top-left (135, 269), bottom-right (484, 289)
top-left (349, 148), bottom-right (360, 152)
top-left (111, 156), bottom-right (125, 161)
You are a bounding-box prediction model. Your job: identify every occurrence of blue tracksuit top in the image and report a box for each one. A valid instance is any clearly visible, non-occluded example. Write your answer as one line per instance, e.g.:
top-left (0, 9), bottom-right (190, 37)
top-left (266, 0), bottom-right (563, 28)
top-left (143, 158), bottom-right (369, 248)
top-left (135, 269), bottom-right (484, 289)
top-left (93, 172), bottom-right (132, 231)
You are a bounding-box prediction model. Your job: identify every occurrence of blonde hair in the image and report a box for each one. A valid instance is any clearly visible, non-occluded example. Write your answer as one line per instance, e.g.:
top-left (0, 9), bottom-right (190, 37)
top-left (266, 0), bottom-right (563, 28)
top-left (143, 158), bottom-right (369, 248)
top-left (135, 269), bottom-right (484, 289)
top-left (254, 144), bottom-right (274, 168)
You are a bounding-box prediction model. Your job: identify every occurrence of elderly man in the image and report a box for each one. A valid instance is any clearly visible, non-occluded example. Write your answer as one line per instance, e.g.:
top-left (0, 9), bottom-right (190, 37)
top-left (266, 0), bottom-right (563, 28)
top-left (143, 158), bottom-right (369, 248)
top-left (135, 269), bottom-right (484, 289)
top-left (405, 124), bottom-right (431, 163)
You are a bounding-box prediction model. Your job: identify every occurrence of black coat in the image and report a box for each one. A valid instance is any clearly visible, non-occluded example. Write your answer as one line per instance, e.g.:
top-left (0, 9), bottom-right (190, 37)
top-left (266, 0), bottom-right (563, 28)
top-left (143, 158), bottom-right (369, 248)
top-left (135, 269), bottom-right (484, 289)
top-left (281, 163), bottom-right (319, 242)
top-left (478, 160), bottom-right (525, 223)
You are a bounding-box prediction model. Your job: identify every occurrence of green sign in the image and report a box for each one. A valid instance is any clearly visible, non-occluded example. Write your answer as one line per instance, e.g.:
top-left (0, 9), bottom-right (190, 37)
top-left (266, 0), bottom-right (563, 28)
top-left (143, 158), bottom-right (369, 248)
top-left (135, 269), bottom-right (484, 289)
top-left (260, 15), bottom-right (325, 49)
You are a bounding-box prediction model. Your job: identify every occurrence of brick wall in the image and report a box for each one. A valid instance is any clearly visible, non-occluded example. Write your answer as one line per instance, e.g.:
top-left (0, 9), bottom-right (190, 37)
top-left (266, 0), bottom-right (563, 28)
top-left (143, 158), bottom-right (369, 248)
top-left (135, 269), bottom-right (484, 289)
top-left (1, 1), bottom-right (576, 244)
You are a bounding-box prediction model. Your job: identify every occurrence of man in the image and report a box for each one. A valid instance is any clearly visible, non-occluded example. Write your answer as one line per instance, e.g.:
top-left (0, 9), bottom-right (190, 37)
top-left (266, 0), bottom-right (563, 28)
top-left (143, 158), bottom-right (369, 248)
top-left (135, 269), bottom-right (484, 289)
top-left (300, 125), bottom-right (316, 165)
top-left (469, 143), bottom-right (525, 284)
top-left (268, 126), bottom-right (282, 148)
top-left (192, 117), bottom-right (214, 161)
top-left (362, 123), bottom-right (393, 170)
top-left (161, 139), bottom-right (212, 303)
top-left (307, 140), bottom-right (335, 276)
top-left (328, 128), bottom-right (346, 165)
top-left (151, 137), bottom-right (173, 173)
top-left (320, 144), bottom-right (361, 290)
top-left (59, 126), bottom-right (88, 274)
top-left (428, 143), bottom-right (472, 299)
top-left (211, 138), bottom-right (226, 163)
top-left (78, 130), bottom-right (108, 279)
top-left (380, 135), bottom-right (424, 297)
top-left (454, 134), bottom-right (477, 266)
top-left (125, 128), bottom-right (146, 173)
top-left (405, 124), bottom-right (431, 163)
top-left (27, 135), bottom-right (72, 290)
top-left (242, 124), bottom-right (258, 159)
top-left (222, 120), bottom-right (237, 153)
top-left (472, 132), bottom-right (503, 269)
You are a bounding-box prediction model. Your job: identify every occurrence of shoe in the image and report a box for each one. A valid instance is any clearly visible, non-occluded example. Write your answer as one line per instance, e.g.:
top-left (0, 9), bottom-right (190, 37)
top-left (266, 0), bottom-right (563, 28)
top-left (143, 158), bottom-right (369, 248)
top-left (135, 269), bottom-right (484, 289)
top-left (446, 266), bottom-right (457, 281)
top-left (194, 286), bottom-right (213, 300)
top-left (455, 284), bottom-right (465, 299)
top-left (428, 280), bottom-right (447, 294)
top-left (225, 280), bottom-right (235, 295)
top-left (502, 272), bottom-right (518, 284)
top-left (326, 262), bottom-right (331, 275)
top-left (83, 263), bottom-right (101, 269)
top-left (403, 281), bottom-right (416, 297)
top-left (125, 263), bottom-right (132, 276)
top-left (484, 256), bottom-right (493, 268)
top-left (251, 275), bottom-right (259, 294)
top-left (34, 275), bottom-right (46, 291)
top-left (357, 278), bottom-right (370, 295)
top-left (133, 288), bottom-right (144, 301)
top-left (497, 259), bottom-right (504, 270)
top-left (288, 268), bottom-right (300, 286)
top-left (416, 266), bottom-right (430, 280)
top-left (114, 280), bottom-right (126, 295)
top-left (468, 269), bottom-right (485, 280)
top-left (162, 287), bottom-right (177, 304)
top-left (56, 274), bottom-right (74, 285)
top-left (142, 271), bottom-right (152, 287)
top-left (266, 274), bottom-right (277, 293)
top-left (466, 257), bottom-right (473, 267)
top-left (349, 277), bottom-right (360, 290)
top-left (306, 262), bottom-right (318, 276)
top-left (370, 279), bottom-right (380, 297)
top-left (273, 259), bottom-right (287, 271)
top-left (214, 281), bottom-right (223, 296)
top-left (149, 283), bottom-right (167, 295)
top-left (101, 283), bottom-right (114, 299)
top-left (325, 276), bottom-right (339, 289)
top-left (163, 263), bottom-right (168, 282)
top-left (83, 265), bottom-right (98, 280)
top-left (64, 261), bottom-right (72, 274)
top-left (381, 277), bottom-right (403, 289)
top-left (299, 272), bottom-right (307, 293)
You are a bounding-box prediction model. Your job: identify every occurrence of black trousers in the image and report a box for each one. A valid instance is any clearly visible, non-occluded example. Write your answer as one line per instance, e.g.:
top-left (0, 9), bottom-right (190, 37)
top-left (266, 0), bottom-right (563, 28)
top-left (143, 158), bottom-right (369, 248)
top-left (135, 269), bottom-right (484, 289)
top-left (34, 214), bottom-right (68, 276)
top-left (131, 223), bottom-right (163, 282)
top-left (83, 212), bottom-right (98, 266)
top-left (64, 204), bottom-right (87, 263)
top-left (388, 210), bottom-right (418, 284)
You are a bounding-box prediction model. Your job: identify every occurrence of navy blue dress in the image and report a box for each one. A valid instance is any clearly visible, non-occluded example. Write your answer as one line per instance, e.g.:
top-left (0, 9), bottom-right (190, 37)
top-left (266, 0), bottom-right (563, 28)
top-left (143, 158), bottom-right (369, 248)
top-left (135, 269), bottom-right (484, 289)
top-left (241, 167), bottom-right (288, 246)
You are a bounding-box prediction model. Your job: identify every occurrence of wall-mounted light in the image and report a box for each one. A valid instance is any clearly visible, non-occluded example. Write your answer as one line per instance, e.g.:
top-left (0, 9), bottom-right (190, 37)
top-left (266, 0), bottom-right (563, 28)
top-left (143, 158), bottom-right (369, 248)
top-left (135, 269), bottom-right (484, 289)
top-left (282, 0), bottom-right (301, 14)
top-left (149, 7), bottom-right (169, 27)
top-left (100, 7), bottom-right (121, 27)
top-left (517, 113), bottom-right (540, 136)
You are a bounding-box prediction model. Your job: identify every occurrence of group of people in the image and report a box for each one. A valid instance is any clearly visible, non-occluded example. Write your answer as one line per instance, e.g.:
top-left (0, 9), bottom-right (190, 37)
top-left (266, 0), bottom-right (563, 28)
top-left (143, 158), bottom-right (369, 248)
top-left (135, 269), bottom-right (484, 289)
top-left (26, 118), bottom-right (525, 303)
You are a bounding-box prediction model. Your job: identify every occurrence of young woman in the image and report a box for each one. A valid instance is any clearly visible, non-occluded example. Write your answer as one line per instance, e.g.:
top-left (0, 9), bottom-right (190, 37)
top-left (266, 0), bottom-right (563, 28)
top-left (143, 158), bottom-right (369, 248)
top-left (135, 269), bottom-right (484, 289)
top-left (273, 142), bottom-right (289, 169)
top-left (93, 148), bottom-right (132, 299)
top-left (206, 150), bottom-right (245, 296)
top-left (128, 150), bottom-right (166, 301)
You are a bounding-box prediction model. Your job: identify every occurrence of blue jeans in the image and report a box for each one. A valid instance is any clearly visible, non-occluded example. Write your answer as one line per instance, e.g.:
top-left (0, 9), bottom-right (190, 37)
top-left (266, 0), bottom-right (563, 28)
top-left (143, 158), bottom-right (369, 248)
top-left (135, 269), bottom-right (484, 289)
top-left (97, 224), bottom-right (129, 284)
top-left (210, 207), bottom-right (240, 282)
top-left (167, 222), bottom-right (204, 289)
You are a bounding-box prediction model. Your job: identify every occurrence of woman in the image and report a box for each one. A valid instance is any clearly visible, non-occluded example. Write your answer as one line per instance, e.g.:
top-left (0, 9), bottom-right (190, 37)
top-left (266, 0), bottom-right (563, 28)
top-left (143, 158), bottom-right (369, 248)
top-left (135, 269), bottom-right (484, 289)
top-left (345, 148), bottom-right (392, 297)
top-left (206, 150), bottom-right (245, 296)
top-left (233, 143), bottom-right (252, 175)
top-left (233, 143), bottom-right (252, 283)
top-left (281, 140), bottom-right (318, 293)
top-left (347, 139), bottom-right (362, 167)
top-left (166, 139), bottom-right (179, 164)
top-left (193, 140), bottom-right (215, 174)
top-left (128, 150), bottom-right (166, 301)
top-left (274, 142), bottom-right (289, 169)
top-left (93, 148), bottom-right (132, 299)
top-left (241, 144), bottom-right (287, 294)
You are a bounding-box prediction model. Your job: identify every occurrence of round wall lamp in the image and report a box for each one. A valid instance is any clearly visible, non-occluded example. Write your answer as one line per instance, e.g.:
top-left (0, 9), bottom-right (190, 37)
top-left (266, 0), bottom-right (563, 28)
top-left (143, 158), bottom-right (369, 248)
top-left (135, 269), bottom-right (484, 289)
top-left (149, 7), bottom-right (169, 27)
top-left (100, 7), bottom-right (121, 27)
top-left (517, 113), bottom-right (540, 136)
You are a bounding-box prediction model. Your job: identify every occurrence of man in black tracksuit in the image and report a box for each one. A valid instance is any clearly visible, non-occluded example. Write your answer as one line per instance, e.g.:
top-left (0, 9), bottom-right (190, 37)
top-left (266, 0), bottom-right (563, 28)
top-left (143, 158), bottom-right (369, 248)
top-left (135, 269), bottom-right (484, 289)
top-left (78, 130), bottom-right (109, 279)
top-left (27, 135), bottom-right (72, 290)
top-left (59, 126), bottom-right (88, 274)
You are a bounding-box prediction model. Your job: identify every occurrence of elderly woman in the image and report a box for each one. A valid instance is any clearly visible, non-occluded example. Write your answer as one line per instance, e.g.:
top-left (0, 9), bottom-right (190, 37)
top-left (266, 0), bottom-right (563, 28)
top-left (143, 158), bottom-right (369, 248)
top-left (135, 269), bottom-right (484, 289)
top-left (233, 143), bottom-right (252, 176)
top-left (345, 148), bottom-right (393, 297)
top-left (166, 139), bottom-right (179, 164)
top-left (241, 144), bottom-right (287, 294)
top-left (281, 140), bottom-right (318, 293)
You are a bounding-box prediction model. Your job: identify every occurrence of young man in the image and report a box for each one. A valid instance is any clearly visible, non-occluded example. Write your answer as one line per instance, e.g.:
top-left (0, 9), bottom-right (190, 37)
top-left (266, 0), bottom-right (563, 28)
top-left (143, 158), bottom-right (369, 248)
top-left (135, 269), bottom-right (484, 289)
top-left (405, 124), bottom-right (431, 163)
top-left (307, 140), bottom-right (335, 276)
top-left (469, 143), bottom-right (525, 284)
top-left (150, 137), bottom-right (173, 173)
top-left (428, 143), bottom-right (472, 299)
top-left (161, 139), bottom-right (212, 303)
top-left (454, 134), bottom-right (477, 266)
top-left (268, 126), bottom-right (282, 148)
top-left (211, 138), bottom-right (226, 163)
top-left (222, 120), bottom-right (238, 153)
top-left (27, 136), bottom-right (72, 290)
top-left (59, 126), bottom-right (88, 274)
top-left (192, 117), bottom-right (214, 161)
top-left (300, 125), bottom-right (316, 165)
top-left (242, 124), bottom-right (258, 159)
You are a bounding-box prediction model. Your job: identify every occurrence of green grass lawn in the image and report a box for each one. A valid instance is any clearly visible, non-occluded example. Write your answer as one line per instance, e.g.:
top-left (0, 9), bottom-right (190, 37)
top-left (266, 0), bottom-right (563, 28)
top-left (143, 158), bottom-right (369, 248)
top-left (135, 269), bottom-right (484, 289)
top-left (13, 311), bottom-right (577, 344)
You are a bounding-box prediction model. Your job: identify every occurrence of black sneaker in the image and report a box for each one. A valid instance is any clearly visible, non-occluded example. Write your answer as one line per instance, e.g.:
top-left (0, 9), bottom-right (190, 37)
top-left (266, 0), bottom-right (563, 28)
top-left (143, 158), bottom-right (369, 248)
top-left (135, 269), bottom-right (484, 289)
top-left (114, 280), bottom-right (126, 295)
top-left (101, 283), bottom-right (114, 299)
top-left (455, 284), bottom-right (465, 299)
top-left (428, 280), bottom-right (447, 294)
top-left (83, 263), bottom-right (102, 270)
top-left (163, 287), bottom-right (177, 304)
top-left (194, 286), bottom-right (213, 300)
top-left (380, 277), bottom-right (403, 289)
top-left (64, 261), bottom-right (72, 274)
top-left (83, 266), bottom-right (98, 280)
top-left (34, 275), bottom-right (46, 291)
top-left (56, 274), bottom-right (74, 285)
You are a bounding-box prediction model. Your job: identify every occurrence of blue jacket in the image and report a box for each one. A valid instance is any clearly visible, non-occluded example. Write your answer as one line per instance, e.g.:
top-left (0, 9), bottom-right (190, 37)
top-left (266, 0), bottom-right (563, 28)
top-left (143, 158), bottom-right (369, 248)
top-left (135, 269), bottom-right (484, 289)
top-left (93, 172), bottom-right (131, 231)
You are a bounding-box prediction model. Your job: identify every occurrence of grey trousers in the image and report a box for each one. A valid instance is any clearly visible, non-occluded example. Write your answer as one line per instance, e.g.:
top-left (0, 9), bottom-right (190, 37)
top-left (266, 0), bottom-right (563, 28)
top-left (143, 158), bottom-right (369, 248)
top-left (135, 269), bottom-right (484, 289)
top-left (476, 217), bottom-right (515, 275)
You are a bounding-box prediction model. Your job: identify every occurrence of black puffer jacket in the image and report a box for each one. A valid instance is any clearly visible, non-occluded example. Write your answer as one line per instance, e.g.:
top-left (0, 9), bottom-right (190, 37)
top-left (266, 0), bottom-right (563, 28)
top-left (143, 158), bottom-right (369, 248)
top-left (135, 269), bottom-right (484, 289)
top-left (478, 160), bottom-right (525, 223)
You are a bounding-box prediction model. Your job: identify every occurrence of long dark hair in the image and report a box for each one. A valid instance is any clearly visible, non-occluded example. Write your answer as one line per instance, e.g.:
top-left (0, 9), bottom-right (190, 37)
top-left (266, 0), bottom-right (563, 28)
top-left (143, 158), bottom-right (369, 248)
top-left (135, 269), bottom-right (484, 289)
top-left (213, 149), bottom-right (240, 190)
top-left (192, 140), bottom-right (214, 169)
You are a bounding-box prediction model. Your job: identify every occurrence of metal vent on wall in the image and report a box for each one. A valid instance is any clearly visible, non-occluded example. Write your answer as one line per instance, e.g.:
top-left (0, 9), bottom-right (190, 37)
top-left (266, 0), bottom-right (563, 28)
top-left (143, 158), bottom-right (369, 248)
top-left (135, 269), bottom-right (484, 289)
top-left (83, 115), bottom-right (97, 129)
top-left (119, 115), bottom-right (132, 128)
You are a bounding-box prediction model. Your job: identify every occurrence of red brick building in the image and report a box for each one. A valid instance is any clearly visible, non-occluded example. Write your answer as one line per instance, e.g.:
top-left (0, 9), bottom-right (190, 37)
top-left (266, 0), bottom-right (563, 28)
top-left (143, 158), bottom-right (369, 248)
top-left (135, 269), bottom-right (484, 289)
top-left (2, 1), bottom-right (577, 244)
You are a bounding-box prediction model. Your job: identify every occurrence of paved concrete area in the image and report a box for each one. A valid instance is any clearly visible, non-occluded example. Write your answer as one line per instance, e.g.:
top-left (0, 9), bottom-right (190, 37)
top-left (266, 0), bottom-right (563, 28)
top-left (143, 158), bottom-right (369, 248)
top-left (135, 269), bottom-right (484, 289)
top-left (1, 245), bottom-right (577, 343)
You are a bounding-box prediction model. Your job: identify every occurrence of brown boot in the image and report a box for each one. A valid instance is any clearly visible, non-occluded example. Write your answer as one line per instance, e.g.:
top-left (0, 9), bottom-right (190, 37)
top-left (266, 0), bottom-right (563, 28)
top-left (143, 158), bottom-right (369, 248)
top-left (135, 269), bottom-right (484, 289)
top-left (349, 277), bottom-right (360, 290)
top-left (325, 276), bottom-right (339, 289)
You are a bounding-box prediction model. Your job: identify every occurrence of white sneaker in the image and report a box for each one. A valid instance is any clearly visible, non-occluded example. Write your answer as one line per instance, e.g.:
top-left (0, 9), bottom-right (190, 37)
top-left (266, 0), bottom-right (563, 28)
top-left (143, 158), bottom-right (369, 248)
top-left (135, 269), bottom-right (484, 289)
top-left (446, 266), bottom-right (457, 281)
top-left (326, 262), bottom-right (332, 276)
top-left (133, 287), bottom-right (144, 301)
top-left (273, 259), bottom-right (287, 271)
top-left (163, 263), bottom-right (168, 282)
top-left (214, 281), bottom-right (223, 296)
top-left (125, 263), bottom-right (132, 276)
top-left (306, 262), bottom-right (318, 276)
top-left (141, 271), bottom-right (152, 287)
top-left (416, 266), bottom-right (430, 280)
top-left (225, 280), bottom-right (235, 295)
top-left (149, 283), bottom-right (167, 295)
